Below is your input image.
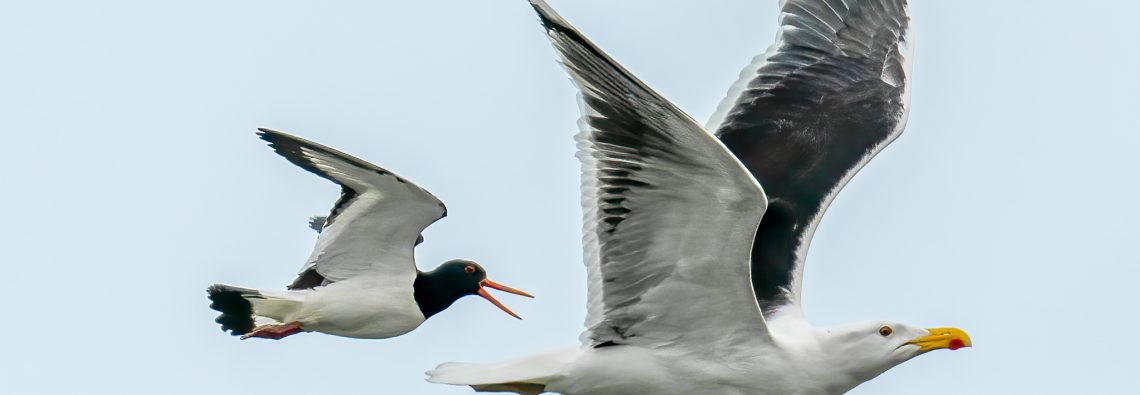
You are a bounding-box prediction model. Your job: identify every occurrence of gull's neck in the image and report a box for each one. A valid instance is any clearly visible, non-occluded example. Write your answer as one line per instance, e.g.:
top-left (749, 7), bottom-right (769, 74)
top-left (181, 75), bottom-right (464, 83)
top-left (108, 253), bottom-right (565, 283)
top-left (764, 314), bottom-right (872, 394)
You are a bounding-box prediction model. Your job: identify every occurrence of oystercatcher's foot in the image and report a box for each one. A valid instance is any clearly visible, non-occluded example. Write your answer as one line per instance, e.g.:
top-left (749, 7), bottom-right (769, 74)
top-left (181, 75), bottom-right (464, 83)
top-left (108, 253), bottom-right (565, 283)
top-left (241, 321), bottom-right (305, 340)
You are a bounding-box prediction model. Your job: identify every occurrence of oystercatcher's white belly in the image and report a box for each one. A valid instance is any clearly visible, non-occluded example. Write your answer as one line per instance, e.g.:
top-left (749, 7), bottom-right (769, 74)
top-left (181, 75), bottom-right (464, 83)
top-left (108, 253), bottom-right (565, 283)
top-left (289, 276), bottom-right (426, 339)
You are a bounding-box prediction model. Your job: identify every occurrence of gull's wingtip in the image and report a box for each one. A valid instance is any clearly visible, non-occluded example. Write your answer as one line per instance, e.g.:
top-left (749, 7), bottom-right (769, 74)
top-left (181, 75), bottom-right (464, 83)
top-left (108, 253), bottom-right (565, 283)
top-left (527, 0), bottom-right (570, 31)
top-left (255, 127), bottom-right (282, 143)
top-left (256, 128), bottom-right (308, 148)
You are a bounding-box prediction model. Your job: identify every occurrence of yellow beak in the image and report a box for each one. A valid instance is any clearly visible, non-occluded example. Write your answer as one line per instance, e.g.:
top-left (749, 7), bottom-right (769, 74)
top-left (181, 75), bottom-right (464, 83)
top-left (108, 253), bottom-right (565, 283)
top-left (905, 327), bottom-right (972, 352)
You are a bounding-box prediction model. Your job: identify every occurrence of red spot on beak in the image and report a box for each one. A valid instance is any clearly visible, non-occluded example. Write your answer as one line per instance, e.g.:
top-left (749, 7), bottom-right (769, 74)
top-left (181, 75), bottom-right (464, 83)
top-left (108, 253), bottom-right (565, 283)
top-left (948, 338), bottom-right (965, 350)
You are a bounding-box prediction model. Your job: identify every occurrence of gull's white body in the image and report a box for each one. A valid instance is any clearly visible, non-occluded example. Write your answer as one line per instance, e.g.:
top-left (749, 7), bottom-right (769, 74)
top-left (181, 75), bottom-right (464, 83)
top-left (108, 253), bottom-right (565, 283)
top-left (531, 346), bottom-right (796, 395)
top-left (433, 314), bottom-right (917, 395)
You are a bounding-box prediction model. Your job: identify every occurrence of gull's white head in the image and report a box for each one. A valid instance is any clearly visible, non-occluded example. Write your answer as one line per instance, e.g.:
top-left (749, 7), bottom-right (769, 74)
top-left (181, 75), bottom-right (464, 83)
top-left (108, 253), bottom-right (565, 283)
top-left (815, 321), bottom-right (971, 391)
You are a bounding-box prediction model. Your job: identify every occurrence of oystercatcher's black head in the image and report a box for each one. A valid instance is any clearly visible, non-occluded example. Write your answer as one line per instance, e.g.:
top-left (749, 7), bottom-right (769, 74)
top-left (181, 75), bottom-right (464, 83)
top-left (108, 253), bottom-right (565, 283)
top-left (413, 259), bottom-right (533, 320)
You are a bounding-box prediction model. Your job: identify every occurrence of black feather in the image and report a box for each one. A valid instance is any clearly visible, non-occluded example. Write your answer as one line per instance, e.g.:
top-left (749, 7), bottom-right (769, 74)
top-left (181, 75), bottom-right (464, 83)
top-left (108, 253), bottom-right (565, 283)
top-left (206, 284), bottom-right (260, 336)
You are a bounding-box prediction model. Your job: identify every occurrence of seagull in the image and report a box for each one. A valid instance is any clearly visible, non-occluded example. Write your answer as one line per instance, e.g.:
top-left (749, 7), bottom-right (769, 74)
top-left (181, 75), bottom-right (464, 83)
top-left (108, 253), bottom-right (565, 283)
top-left (207, 129), bottom-right (532, 340)
top-left (427, 0), bottom-right (969, 393)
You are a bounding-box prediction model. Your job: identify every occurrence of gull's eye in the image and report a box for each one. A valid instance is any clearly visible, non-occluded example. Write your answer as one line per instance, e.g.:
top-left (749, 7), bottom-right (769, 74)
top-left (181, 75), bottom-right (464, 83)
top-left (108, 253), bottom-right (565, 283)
top-left (879, 326), bottom-right (893, 337)
top-left (464, 265), bottom-right (477, 274)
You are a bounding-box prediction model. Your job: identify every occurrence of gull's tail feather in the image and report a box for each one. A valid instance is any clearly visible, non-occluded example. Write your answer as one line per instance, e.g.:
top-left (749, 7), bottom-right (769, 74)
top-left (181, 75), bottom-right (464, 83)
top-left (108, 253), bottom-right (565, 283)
top-left (427, 348), bottom-right (578, 394)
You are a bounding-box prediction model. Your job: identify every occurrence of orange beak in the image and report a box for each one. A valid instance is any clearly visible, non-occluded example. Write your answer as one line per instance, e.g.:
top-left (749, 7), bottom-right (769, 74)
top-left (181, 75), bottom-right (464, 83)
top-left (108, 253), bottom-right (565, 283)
top-left (476, 279), bottom-right (534, 320)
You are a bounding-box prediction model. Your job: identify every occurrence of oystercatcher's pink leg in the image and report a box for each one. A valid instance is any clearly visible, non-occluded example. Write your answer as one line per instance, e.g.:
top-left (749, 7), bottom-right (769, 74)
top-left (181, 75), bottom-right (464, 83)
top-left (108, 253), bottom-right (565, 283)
top-left (241, 322), bottom-right (305, 340)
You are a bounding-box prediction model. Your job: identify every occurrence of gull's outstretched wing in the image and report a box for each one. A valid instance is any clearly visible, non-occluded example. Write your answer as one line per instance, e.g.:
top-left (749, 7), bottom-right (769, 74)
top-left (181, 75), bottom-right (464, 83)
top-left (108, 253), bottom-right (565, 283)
top-left (531, 0), bottom-right (771, 351)
top-left (707, 0), bottom-right (913, 315)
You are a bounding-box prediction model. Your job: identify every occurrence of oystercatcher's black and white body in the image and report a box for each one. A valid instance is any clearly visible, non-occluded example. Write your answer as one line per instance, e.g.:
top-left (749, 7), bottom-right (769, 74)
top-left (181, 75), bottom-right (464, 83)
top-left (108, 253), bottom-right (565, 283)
top-left (207, 129), bottom-right (531, 340)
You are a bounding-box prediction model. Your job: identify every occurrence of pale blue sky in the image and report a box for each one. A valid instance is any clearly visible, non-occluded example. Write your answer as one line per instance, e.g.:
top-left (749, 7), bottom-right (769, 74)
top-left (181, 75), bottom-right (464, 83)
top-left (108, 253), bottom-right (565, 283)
top-left (1, 0), bottom-right (1137, 393)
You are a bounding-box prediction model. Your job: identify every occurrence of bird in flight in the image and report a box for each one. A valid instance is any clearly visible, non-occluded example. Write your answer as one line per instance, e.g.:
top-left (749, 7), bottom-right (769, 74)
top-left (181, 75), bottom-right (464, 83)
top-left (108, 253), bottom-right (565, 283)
top-left (207, 129), bottom-right (532, 340)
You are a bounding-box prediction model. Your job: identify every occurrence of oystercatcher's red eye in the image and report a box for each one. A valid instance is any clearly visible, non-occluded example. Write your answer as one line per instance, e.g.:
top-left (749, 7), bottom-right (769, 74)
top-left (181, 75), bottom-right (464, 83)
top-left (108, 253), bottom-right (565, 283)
top-left (464, 265), bottom-right (476, 274)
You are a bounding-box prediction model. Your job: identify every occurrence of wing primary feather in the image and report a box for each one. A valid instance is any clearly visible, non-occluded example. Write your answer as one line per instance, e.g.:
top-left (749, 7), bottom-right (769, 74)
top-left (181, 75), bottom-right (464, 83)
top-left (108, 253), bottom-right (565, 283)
top-left (308, 216), bottom-right (327, 232)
